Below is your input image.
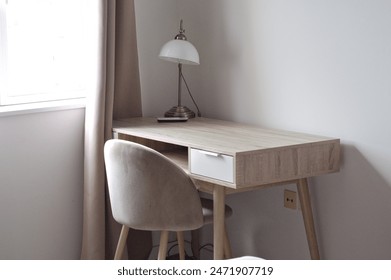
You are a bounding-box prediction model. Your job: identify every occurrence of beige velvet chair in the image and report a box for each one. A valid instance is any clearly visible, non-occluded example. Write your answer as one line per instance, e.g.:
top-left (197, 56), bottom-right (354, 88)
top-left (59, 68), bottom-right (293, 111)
top-left (104, 139), bottom-right (232, 260)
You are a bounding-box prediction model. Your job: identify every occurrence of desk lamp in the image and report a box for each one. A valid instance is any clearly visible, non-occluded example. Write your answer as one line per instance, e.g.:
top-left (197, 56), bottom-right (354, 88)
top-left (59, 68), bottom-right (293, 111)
top-left (159, 20), bottom-right (200, 118)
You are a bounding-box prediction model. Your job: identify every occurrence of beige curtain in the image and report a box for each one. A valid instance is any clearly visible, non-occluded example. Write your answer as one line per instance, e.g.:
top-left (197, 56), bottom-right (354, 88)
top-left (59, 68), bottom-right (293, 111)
top-left (81, 0), bottom-right (152, 260)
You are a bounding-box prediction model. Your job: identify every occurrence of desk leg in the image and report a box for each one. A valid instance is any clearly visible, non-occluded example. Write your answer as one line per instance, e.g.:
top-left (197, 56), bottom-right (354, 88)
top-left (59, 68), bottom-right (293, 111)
top-left (297, 178), bottom-right (320, 260)
top-left (213, 185), bottom-right (225, 260)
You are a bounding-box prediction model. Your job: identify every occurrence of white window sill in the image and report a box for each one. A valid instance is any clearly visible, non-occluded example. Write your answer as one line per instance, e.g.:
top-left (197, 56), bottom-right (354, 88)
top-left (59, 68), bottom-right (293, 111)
top-left (0, 98), bottom-right (86, 117)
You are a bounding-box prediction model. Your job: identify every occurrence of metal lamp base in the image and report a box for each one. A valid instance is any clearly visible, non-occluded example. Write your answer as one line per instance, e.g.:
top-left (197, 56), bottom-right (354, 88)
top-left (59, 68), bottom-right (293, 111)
top-left (164, 106), bottom-right (195, 118)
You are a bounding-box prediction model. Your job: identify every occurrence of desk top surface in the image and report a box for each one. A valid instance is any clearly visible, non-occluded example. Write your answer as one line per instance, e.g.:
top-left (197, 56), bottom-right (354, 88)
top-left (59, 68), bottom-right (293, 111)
top-left (113, 117), bottom-right (339, 155)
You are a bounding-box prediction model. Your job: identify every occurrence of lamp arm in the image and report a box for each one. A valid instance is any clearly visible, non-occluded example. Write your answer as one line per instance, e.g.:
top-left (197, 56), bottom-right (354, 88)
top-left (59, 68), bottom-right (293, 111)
top-left (180, 71), bottom-right (201, 117)
top-left (177, 64), bottom-right (182, 107)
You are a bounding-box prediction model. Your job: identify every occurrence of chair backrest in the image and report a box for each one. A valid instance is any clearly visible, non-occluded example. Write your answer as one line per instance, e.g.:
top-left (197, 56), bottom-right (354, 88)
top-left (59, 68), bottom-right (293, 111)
top-left (104, 139), bottom-right (204, 231)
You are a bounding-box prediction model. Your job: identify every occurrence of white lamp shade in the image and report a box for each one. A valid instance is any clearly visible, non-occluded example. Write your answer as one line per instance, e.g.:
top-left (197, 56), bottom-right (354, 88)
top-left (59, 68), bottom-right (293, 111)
top-left (159, 39), bottom-right (200, 65)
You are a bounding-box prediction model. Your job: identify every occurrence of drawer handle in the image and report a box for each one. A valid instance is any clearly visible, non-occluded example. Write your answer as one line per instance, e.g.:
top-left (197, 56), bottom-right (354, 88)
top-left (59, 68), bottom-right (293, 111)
top-left (199, 150), bottom-right (221, 157)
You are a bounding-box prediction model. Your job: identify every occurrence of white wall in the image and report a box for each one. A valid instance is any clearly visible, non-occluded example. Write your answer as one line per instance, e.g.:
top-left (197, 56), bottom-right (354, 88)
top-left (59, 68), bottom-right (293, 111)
top-left (0, 109), bottom-right (84, 259)
top-left (134, 0), bottom-right (181, 117)
top-left (135, 0), bottom-right (391, 259)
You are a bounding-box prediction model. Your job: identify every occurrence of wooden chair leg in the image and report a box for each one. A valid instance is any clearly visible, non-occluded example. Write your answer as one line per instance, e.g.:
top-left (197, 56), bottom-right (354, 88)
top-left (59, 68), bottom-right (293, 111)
top-left (223, 226), bottom-right (232, 259)
top-left (158, 230), bottom-right (169, 260)
top-left (114, 225), bottom-right (129, 260)
top-left (176, 231), bottom-right (186, 260)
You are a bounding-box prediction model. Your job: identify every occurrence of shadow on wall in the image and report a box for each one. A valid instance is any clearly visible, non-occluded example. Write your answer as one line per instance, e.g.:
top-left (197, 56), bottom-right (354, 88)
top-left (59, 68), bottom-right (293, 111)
top-left (225, 183), bottom-right (310, 260)
top-left (312, 144), bottom-right (391, 260)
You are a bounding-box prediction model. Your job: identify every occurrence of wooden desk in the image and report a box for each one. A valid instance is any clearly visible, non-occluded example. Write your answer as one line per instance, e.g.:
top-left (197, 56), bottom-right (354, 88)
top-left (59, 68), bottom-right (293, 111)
top-left (112, 117), bottom-right (340, 259)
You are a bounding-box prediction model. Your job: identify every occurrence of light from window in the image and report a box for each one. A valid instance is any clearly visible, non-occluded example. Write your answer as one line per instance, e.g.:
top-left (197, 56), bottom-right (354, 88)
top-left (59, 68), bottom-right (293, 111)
top-left (0, 0), bottom-right (95, 106)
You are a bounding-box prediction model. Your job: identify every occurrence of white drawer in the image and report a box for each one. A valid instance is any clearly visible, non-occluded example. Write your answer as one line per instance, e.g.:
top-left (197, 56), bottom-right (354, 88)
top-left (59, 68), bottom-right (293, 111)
top-left (190, 148), bottom-right (234, 183)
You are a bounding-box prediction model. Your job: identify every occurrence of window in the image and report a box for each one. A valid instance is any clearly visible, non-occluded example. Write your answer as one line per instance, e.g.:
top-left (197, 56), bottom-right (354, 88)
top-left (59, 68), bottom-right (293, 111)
top-left (0, 0), bottom-right (95, 106)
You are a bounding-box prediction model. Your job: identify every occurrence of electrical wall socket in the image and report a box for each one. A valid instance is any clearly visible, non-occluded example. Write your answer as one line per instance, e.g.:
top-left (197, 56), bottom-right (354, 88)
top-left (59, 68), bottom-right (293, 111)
top-left (284, 189), bottom-right (297, 209)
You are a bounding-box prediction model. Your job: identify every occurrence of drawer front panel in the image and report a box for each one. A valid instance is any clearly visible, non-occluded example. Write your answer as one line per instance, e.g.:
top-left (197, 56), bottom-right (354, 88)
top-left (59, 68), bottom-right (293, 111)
top-left (190, 148), bottom-right (234, 183)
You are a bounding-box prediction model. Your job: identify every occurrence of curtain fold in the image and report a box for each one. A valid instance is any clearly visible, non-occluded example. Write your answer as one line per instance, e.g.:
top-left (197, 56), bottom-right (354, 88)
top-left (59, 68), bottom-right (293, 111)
top-left (81, 0), bottom-right (151, 260)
